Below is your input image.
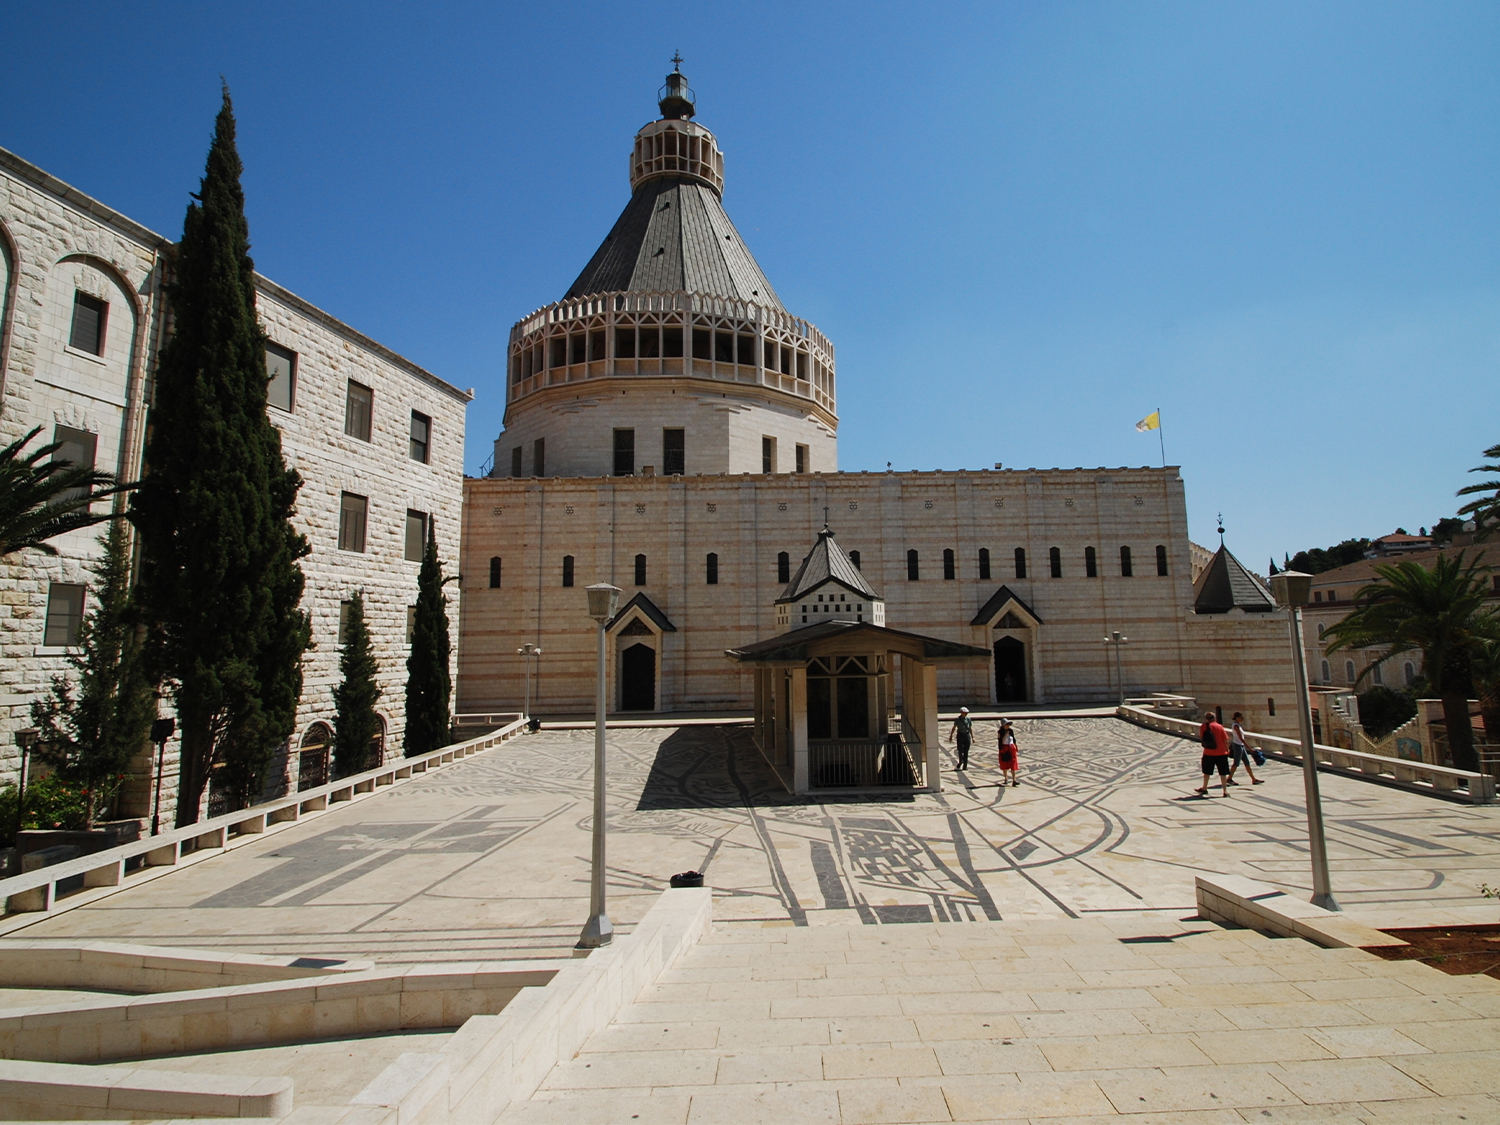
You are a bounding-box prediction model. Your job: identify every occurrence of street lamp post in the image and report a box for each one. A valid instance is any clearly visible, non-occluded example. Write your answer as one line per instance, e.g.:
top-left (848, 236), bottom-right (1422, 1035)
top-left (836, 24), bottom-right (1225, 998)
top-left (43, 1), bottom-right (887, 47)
top-left (517, 643), bottom-right (542, 728)
top-left (1103, 632), bottom-right (1128, 706)
top-left (1269, 570), bottom-right (1339, 912)
top-left (149, 717), bottom-right (175, 836)
top-left (12, 728), bottom-right (38, 845)
top-left (577, 583), bottom-right (621, 950)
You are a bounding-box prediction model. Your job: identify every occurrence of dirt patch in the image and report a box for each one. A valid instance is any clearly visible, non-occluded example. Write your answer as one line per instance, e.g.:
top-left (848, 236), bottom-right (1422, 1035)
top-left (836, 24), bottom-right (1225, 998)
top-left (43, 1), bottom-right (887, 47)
top-left (1365, 924), bottom-right (1500, 980)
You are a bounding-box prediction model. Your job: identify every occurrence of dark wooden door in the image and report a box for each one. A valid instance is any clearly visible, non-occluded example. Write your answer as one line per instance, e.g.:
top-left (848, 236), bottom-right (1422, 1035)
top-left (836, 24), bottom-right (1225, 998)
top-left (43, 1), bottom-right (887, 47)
top-left (621, 643), bottom-right (656, 711)
top-left (994, 637), bottom-right (1027, 702)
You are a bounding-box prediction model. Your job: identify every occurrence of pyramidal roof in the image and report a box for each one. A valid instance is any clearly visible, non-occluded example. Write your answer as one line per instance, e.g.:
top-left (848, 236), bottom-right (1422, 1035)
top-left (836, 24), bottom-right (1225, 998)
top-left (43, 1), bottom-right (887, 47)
top-left (564, 178), bottom-right (783, 308)
top-left (777, 526), bottom-right (879, 604)
top-left (563, 63), bottom-right (784, 309)
top-left (1193, 543), bottom-right (1277, 614)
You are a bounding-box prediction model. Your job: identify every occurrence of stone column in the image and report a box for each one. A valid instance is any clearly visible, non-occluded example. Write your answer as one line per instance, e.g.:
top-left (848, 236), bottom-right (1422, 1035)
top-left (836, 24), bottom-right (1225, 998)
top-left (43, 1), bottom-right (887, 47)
top-left (791, 666), bottom-right (809, 793)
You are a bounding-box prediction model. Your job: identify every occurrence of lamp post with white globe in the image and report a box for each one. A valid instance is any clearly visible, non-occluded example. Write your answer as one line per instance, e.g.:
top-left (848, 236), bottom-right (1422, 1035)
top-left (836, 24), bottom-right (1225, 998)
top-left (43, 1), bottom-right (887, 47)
top-left (577, 583), bottom-right (621, 950)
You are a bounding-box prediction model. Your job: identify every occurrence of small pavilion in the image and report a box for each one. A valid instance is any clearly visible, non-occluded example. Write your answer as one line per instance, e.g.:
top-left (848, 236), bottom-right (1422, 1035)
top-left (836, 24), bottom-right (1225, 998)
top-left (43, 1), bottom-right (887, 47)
top-left (726, 525), bottom-right (989, 795)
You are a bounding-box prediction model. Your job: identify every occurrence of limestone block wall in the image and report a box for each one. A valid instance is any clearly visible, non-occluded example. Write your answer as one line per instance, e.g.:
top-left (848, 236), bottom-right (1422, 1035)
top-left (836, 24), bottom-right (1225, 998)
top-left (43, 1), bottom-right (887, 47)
top-left (0, 149), bottom-right (165, 784)
top-left (0, 149), bottom-right (470, 817)
top-left (493, 379), bottom-right (836, 479)
top-left (458, 466), bottom-right (1215, 716)
top-left (1181, 611), bottom-right (1301, 738)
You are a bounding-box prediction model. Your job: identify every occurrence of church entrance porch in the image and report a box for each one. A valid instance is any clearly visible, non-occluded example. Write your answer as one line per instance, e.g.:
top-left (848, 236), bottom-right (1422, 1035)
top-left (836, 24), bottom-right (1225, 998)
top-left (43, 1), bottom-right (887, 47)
top-left (994, 636), bottom-right (1027, 703)
top-left (728, 621), bottom-right (989, 797)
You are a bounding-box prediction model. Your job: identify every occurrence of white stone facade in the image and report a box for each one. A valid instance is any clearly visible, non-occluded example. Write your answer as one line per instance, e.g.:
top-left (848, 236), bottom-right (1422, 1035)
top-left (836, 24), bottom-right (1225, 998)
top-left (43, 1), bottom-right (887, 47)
top-left (0, 147), bottom-right (470, 819)
top-left (458, 467), bottom-right (1299, 737)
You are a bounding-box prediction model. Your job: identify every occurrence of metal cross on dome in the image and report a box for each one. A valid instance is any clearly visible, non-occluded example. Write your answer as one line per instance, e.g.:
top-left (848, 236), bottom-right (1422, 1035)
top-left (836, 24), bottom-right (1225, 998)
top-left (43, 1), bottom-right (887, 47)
top-left (671, 51), bottom-right (684, 70)
top-left (823, 505), bottom-right (830, 528)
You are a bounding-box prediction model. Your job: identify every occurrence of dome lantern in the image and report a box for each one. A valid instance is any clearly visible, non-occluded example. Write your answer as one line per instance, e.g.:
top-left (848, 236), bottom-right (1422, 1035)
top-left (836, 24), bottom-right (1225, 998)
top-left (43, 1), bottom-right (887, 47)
top-left (657, 53), bottom-right (696, 120)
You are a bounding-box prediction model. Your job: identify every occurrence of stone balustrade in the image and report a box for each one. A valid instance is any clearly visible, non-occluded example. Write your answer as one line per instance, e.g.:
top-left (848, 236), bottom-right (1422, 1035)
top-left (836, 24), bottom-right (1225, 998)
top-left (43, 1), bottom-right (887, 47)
top-left (1119, 704), bottom-right (1496, 804)
top-left (0, 716), bottom-right (526, 922)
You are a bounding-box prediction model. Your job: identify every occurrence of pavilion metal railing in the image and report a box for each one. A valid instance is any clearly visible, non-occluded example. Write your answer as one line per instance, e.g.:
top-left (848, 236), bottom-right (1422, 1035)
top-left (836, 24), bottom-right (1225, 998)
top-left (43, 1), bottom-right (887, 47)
top-left (808, 715), bottom-right (925, 790)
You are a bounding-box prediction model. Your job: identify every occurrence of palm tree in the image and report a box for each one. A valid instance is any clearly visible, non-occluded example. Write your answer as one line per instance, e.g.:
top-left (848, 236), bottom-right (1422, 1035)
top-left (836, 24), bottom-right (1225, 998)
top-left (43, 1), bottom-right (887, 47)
top-left (1325, 552), bottom-right (1497, 772)
top-left (1457, 441), bottom-right (1500, 540)
top-left (0, 427), bottom-right (133, 557)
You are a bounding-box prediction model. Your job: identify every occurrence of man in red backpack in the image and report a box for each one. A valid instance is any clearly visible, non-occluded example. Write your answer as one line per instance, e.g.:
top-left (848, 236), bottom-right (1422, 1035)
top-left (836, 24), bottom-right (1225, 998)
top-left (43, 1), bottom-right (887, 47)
top-left (1196, 708), bottom-right (1231, 798)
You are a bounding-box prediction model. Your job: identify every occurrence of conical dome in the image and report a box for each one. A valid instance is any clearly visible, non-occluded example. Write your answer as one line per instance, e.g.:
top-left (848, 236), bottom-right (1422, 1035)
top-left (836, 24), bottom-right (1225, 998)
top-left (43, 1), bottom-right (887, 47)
top-left (564, 62), bottom-right (783, 309)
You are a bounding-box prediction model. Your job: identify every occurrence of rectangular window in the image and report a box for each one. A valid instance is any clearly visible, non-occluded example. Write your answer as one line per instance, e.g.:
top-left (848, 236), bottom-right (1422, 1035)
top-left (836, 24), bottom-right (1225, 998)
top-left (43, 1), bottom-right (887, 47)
top-left (344, 381), bottom-right (373, 441)
top-left (714, 330), bottom-right (734, 363)
top-left (589, 329), bottom-right (606, 361)
top-left (692, 327), bottom-right (711, 360)
top-left (44, 583), bottom-right (86, 647)
top-left (562, 555), bottom-right (575, 587)
top-left (406, 606), bottom-right (417, 644)
top-left (634, 553), bottom-right (647, 586)
top-left (765, 342), bottom-right (778, 373)
top-left (761, 436), bottom-right (775, 474)
top-left (409, 411), bottom-right (431, 463)
top-left (339, 493), bottom-right (368, 552)
top-left (489, 556), bottom-right (502, 588)
top-left (1049, 547), bottom-right (1062, 578)
top-left (662, 326), bottom-right (683, 357)
top-left (52, 425), bottom-right (97, 502)
top-left (339, 599), bottom-right (353, 645)
top-left (907, 549), bottom-right (920, 581)
top-left (978, 548), bottom-right (991, 580)
top-left (68, 292), bottom-right (107, 355)
top-left (1085, 546), bottom-right (1098, 578)
top-left (613, 429), bottom-right (635, 476)
top-left (533, 437), bottom-right (546, 477)
top-left (405, 510), bottom-right (428, 562)
top-left (1156, 545), bottom-right (1169, 576)
top-left (737, 334), bottom-right (756, 365)
top-left (265, 343), bottom-right (296, 412)
top-left (570, 333), bottom-right (587, 365)
top-left (795, 444), bottom-right (808, 473)
top-left (549, 337), bottom-right (567, 368)
top-left (1120, 545), bottom-right (1133, 577)
top-left (1015, 547), bottom-right (1027, 579)
top-left (663, 428), bottom-right (685, 475)
top-left (706, 552), bottom-right (719, 585)
top-left (778, 551), bottom-right (790, 584)
top-left (616, 327), bottom-right (636, 358)
top-left (943, 548), bottom-right (956, 580)
top-left (511, 446), bottom-right (523, 477)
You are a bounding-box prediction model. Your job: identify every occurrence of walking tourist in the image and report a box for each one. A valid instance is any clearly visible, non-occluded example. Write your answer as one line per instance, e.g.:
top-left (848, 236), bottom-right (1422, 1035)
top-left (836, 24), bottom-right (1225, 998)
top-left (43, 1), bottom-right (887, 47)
top-left (1226, 711), bottom-right (1264, 786)
top-left (1196, 709), bottom-right (1231, 797)
top-left (998, 719), bottom-right (1020, 786)
top-left (949, 707), bottom-right (973, 770)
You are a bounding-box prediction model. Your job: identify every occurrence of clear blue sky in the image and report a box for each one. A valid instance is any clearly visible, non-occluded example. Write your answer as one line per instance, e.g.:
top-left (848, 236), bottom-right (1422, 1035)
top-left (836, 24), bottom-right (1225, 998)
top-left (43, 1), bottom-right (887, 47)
top-left (5, 2), bottom-right (1498, 571)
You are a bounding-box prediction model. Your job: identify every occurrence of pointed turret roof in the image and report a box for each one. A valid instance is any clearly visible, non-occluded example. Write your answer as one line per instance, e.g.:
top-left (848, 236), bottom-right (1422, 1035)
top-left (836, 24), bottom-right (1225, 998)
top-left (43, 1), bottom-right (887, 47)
top-left (1193, 544), bottom-right (1277, 614)
top-left (562, 62), bottom-right (784, 309)
top-left (777, 526), bottom-right (879, 604)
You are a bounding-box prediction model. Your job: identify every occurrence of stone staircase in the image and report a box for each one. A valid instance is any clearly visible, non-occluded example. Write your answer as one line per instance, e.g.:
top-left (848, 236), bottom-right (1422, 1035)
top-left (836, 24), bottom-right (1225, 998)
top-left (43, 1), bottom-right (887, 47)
top-left (504, 913), bottom-right (1500, 1123)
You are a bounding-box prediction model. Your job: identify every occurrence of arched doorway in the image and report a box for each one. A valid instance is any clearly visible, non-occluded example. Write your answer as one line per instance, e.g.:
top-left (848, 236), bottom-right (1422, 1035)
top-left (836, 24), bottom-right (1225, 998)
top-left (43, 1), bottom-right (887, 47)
top-left (621, 642), bottom-right (656, 711)
top-left (298, 722), bottom-right (332, 790)
top-left (994, 637), bottom-right (1027, 703)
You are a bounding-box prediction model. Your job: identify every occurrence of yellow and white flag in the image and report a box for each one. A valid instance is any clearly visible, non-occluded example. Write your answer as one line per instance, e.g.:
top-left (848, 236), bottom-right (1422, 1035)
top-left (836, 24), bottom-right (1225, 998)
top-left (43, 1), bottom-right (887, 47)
top-left (1135, 410), bottom-right (1160, 432)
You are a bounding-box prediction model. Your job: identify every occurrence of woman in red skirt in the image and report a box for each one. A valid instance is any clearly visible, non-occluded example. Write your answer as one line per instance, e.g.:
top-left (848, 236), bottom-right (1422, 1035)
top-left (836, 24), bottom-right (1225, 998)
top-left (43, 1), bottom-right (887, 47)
top-left (998, 719), bottom-right (1020, 786)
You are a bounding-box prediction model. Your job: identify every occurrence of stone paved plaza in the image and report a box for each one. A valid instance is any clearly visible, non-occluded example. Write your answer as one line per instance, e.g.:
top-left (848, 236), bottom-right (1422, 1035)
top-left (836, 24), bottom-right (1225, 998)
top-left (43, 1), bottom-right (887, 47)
top-left (9, 718), bottom-right (1499, 960)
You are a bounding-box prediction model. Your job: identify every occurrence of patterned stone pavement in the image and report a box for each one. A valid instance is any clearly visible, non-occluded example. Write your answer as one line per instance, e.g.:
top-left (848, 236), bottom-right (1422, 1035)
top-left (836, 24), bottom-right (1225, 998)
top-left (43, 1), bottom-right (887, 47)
top-left (9, 719), bottom-right (1499, 963)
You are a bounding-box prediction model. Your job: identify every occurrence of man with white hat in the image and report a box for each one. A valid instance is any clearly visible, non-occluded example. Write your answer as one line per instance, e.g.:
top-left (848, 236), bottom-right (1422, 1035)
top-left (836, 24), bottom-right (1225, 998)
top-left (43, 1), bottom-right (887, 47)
top-left (948, 707), bottom-right (973, 770)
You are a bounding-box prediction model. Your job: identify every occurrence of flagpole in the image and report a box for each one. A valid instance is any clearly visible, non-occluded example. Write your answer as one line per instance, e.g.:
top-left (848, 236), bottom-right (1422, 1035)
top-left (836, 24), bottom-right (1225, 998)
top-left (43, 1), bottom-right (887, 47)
top-left (1157, 407), bottom-right (1166, 468)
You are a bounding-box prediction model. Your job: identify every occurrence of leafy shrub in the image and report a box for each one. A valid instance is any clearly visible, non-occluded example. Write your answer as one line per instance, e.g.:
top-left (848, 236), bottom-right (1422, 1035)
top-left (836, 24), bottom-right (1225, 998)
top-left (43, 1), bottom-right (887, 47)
top-left (1358, 686), bottom-right (1419, 740)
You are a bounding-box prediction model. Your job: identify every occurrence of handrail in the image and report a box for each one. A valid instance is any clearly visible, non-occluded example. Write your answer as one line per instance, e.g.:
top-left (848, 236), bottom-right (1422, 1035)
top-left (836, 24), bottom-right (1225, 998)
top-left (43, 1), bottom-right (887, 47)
top-left (1117, 705), bottom-right (1495, 804)
top-left (1, 717), bottom-right (529, 916)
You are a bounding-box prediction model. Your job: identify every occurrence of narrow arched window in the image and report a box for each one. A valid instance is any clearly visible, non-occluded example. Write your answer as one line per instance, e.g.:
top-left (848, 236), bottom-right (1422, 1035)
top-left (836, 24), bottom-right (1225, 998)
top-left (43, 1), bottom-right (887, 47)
top-left (978, 548), bottom-right (991, 580)
top-left (1317, 623), bottom-right (1325, 638)
top-left (634, 554), bottom-right (647, 586)
top-left (1404, 662), bottom-right (1415, 685)
top-left (777, 551), bottom-right (790, 584)
top-left (1085, 547), bottom-right (1098, 578)
top-left (943, 548), bottom-right (956, 580)
top-left (1014, 547), bottom-right (1026, 579)
top-left (488, 557), bottom-right (501, 588)
top-left (1321, 660), bottom-right (1331, 682)
top-left (849, 549), bottom-right (861, 570)
top-left (561, 555), bottom-right (574, 588)
top-left (1049, 547), bottom-right (1061, 578)
top-left (1345, 660), bottom-right (1356, 684)
top-left (1156, 545), bottom-right (1168, 576)
top-left (1119, 546), bottom-right (1132, 577)
top-left (907, 549), bottom-right (920, 581)
top-left (1372, 662), bottom-right (1383, 686)
top-left (706, 552), bottom-right (718, 585)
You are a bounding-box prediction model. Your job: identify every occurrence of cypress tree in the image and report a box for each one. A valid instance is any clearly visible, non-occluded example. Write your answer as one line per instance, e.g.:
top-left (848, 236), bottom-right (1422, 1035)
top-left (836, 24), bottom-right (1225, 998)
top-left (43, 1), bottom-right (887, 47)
top-left (333, 591), bottom-right (381, 778)
top-left (132, 87), bottom-right (312, 824)
top-left (29, 519), bottom-right (156, 828)
top-left (404, 522), bottom-right (451, 756)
